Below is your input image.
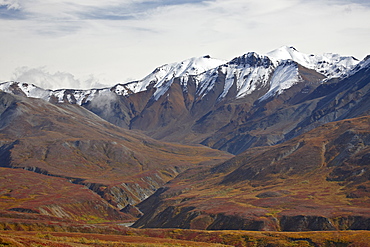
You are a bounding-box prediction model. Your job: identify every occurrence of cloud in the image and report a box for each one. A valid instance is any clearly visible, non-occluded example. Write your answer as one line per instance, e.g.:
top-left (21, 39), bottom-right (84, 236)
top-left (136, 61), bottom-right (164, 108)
top-left (0, 0), bottom-right (369, 90)
top-left (0, 0), bottom-right (25, 19)
top-left (0, 0), bottom-right (210, 22)
top-left (0, 0), bottom-right (202, 34)
top-left (327, 0), bottom-right (370, 7)
top-left (11, 67), bottom-right (108, 90)
top-left (0, 0), bottom-right (20, 10)
top-left (11, 66), bottom-right (80, 89)
top-left (89, 90), bottom-right (118, 113)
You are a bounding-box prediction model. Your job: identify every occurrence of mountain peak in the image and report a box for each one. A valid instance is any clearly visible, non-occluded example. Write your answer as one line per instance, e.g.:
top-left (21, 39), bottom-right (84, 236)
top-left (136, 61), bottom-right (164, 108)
top-left (266, 46), bottom-right (306, 63)
top-left (228, 52), bottom-right (272, 68)
top-left (0, 46), bottom-right (362, 110)
top-left (266, 46), bottom-right (359, 78)
top-left (135, 55), bottom-right (227, 101)
top-left (347, 54), bottom-right (370, 76)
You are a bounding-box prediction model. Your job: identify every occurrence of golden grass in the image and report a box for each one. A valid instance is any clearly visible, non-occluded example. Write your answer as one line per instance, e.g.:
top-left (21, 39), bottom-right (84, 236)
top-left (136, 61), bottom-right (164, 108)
top-left (2, 228), bottom-right (370, 247)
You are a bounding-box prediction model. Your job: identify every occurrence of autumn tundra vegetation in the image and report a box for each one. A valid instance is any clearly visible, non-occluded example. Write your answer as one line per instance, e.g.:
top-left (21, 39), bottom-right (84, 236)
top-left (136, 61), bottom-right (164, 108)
top-left (1, 48), bottom-right (370, 246)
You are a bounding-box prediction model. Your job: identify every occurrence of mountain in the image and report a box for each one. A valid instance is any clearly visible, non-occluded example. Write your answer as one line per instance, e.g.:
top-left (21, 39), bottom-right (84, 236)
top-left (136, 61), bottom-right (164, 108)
top-left (1, 46), bottom-right (370, 232)
top-left (0, 91), bottom-right (232, 222)
top-left (0, 46), bottom-right (357, 104)
top-left (0, 46), bottom-right (361, 155)
top-left (133, 115), bottom-right (370, 231)
top-left (201, 52), bottom-right (370, 154)
top-left (130, 56), bottom-right (370, 231)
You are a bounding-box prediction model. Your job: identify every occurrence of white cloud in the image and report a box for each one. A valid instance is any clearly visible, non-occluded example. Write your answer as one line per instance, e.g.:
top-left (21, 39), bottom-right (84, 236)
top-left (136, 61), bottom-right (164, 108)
top-left (0, 0), bottom-right (369, 90)
top-left (11, 67), bottom-right (107, 90)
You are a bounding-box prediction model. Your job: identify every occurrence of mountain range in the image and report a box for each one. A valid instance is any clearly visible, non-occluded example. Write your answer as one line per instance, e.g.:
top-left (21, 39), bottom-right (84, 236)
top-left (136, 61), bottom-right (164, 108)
top-left (1, 46), bottom-right (370, 231)
top-left (0, 46), bottom-right (363, 155)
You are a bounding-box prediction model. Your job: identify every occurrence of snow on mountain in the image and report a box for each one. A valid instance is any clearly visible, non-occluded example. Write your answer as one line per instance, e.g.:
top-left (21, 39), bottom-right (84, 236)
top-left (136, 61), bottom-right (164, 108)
top-left (0, 81), bottom-right (113, 105)
top-left (135, 55), bottom-right (227, 101)
top-left (0, 47), bottom-right (361, 105)
top-left (348, 55), bottom-right (370, 76)
top-left (259, 61), bottom-right (300, 101)
top-left (173, 47), bottom-right (359, 102)
top-left (193, 68), bottom-right (219, 99)
top-left (267, 46), bottom-right (359, 79)
top-left (111, 55), bottom-right (227, 101)
top-left (216, 52), bottom-right (274, 100)
top-left (193, 52), bottom-right (297, 101)
top-left (0, 56), bottom-right (226, 104)
top-left (0, 82), bottom-right (50, 100)
top-left (52, 88), bottom-right (112, 105)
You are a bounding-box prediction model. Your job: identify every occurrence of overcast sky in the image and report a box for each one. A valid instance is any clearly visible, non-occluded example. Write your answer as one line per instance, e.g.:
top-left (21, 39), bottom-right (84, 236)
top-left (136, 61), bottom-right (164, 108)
top-left (0, 0), bottom-right (369, 89)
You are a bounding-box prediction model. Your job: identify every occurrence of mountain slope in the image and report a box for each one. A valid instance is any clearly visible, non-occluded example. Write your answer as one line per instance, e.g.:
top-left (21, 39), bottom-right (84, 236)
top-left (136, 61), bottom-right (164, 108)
top-left (0, 167), bottom-right (130, 223)
top-left (0, 91), bottom-right (232, 221)
top-left (133, 115), bottom-right (370, 231)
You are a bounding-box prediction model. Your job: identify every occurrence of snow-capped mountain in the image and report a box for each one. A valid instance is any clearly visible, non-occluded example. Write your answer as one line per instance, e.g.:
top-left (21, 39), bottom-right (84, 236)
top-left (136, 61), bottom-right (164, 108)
top-left (109, 46), bottom-right (358, 102)
top-left (111, 55), bottom-right (227, 100)
top-left (133, 55), bottom-right (227, 101)
top-left (167, 46), bottom-right (357, 102)
top-left (193, 52), bottom-right (275, 101)
top-left (1, 46), bottom-right (367, 155)
top-left (0, 55), bottom-right (226, 104)
top-left (0, 46), bottom-right (359, 106)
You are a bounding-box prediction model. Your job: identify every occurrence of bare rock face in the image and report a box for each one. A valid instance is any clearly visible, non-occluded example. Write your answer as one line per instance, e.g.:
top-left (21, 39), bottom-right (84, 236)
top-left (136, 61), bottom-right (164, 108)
top-left (279, 215), bottom-right (336, 231)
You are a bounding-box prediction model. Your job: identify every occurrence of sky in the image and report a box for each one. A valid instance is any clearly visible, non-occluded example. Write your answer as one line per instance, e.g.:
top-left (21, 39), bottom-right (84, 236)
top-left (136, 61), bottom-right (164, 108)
top-left (0, 0), bottom-right (369, 90)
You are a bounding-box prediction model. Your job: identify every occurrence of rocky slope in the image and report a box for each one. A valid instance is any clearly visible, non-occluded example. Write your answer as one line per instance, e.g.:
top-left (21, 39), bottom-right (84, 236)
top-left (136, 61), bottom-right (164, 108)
top-left (133, 115), bottom-right (370, 231)
top-left (0, 91), bottom-right (232, 222)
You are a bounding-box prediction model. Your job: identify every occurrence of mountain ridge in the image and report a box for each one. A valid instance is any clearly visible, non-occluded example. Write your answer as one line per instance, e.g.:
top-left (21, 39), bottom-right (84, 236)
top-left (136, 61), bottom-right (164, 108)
top-left (0, 46), bottom-right (364, 155)
top-left (0, 46), bottom-right (359, 104)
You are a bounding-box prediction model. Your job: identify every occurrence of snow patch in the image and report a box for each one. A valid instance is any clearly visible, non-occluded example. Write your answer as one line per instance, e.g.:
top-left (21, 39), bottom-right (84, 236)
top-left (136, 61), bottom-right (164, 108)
top-left (0, 81), bottom-right (50, 100)
top-left (259, 62), bottom-right (301, 101)
top-left (135, 56), bottom-right (226, 101)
